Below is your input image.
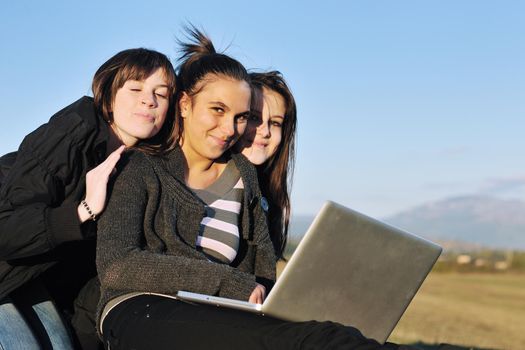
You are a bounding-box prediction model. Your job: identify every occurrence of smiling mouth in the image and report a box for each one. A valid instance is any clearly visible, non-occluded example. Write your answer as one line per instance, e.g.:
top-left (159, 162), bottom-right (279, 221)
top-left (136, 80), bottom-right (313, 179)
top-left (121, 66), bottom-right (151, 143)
top-left (210, 135), bottom-right (232, 149)
top-left (135, 113), bottom-right (155, 122)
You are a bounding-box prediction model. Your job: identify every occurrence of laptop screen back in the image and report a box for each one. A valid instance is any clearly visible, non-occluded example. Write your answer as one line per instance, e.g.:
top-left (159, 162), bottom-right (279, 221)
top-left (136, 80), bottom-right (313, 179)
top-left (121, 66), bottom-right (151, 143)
top-left (262, 201), bottom-right (442, 343)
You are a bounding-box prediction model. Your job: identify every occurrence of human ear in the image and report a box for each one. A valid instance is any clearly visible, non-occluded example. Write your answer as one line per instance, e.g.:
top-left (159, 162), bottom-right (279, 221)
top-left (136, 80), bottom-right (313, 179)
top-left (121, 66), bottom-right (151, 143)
top-left (179, 92), bottom-right (191, 118)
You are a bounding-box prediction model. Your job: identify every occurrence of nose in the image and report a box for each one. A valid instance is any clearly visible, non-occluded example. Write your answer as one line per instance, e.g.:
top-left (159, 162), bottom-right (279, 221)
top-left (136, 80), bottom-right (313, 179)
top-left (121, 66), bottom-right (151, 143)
top-left (141, 91), bottom-right (157, 107)
top-left (220, 116), bottom-right (236, 139)
top-left (257, 120), bottom-right (270, 138)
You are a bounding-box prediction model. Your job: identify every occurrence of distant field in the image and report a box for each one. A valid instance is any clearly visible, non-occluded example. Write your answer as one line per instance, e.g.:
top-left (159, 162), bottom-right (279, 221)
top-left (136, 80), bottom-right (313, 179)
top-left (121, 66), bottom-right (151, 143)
top-left (275, 263), bottom-right (525, 349)
top-left (388, 272), bottom-right (525, 349)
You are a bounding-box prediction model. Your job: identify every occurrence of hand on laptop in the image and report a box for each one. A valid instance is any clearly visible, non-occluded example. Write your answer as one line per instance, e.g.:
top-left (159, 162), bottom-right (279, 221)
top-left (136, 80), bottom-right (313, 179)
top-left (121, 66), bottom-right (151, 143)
top-left (249, 283), bottom-right (266, 304)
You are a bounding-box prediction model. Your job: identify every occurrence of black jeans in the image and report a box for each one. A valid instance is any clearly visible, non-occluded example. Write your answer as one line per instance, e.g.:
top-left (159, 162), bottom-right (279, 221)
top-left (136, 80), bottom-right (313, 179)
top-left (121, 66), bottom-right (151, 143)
top-left (102, 294), bottom-right (401, 350)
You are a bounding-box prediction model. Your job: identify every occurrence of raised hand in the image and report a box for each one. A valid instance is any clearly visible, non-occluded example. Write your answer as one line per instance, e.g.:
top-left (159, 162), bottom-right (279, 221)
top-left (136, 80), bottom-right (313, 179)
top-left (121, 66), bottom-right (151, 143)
top-left (77, 145), bottom-right (126, 223)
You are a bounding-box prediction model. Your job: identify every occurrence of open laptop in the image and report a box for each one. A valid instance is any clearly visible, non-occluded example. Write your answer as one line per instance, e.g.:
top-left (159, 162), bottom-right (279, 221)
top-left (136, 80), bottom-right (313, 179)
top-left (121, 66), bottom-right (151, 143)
top-left (177, 201), bottom-right (442, 343)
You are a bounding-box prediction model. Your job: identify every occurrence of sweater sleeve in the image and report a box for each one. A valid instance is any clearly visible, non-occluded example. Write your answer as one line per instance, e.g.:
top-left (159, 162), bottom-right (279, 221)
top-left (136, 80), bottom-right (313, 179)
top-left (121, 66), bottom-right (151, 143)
top-left (96, 152), bottom-right (258, 302)
top-left (0, 116), bottom-right (91, 261)
top-left (252, 197), bottom-right (277, 287)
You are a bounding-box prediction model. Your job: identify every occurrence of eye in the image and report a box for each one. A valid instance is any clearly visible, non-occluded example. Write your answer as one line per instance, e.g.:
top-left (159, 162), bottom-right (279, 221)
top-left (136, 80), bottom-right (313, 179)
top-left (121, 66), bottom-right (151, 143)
top-left (236, 114), bottom-right (249, 123)
top-left (211, 107), bottom-right (225, 113)
top-left (154, 88), bottom-right (169, 99)
top-left (271, 120), bottom-right (283, 127)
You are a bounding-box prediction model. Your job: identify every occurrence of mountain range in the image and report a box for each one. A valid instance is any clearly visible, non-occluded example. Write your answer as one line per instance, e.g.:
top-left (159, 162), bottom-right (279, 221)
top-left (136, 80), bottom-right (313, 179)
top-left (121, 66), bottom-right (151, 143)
top-left (289, 195), bottom-right (525, 250)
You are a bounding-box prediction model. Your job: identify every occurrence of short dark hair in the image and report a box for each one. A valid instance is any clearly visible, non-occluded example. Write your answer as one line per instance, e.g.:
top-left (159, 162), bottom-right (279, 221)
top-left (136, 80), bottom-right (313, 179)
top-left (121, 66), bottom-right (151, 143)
top-left (92, 48), bottom-right (177, 153)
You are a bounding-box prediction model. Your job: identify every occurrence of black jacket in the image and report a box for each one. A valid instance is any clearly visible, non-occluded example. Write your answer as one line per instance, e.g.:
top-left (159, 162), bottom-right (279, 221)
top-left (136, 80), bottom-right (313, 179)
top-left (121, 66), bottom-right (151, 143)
top-left (0, 96), bottom-right (109, 299)
top-left (0, 152), bottom-right (16, 188)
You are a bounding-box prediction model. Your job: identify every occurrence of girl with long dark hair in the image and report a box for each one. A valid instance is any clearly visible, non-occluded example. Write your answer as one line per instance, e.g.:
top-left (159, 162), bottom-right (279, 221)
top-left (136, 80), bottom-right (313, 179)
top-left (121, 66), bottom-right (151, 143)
top-left (236, 71), bottom-right (297, 260)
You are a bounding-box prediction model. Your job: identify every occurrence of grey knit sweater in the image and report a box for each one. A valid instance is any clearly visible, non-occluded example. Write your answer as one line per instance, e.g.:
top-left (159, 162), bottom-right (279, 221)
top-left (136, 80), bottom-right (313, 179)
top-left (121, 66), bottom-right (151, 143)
top-left (96, 147), bottom-right (276, 326)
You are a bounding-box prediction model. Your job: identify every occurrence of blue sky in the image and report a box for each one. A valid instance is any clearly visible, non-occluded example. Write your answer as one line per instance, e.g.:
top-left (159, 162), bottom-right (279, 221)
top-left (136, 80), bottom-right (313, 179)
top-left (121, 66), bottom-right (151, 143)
top-left (1, 1), bottom-right (523, 217)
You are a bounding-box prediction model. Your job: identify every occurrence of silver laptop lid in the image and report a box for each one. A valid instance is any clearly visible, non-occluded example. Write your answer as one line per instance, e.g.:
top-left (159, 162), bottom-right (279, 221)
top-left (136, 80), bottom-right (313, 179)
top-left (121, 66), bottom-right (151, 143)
top-left (262, 201), bottom-right (442, 343)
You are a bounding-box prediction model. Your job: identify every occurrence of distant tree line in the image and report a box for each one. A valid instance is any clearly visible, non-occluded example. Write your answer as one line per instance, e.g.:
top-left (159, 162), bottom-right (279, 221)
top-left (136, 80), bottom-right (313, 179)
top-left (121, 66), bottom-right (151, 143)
top-left (433, 249), bottom-right (525, 273)
top-left (284, 241), bottom-right (525, 273)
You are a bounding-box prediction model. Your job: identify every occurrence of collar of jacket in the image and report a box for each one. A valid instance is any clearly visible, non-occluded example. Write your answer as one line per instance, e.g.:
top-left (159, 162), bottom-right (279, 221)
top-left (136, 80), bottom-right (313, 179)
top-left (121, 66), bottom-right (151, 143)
top-left (154, 146), bottom-right (262, 240)
top-left (75, 96), bottom-right (110, 163)
top-left (160, 146), bottom-right (259, 203)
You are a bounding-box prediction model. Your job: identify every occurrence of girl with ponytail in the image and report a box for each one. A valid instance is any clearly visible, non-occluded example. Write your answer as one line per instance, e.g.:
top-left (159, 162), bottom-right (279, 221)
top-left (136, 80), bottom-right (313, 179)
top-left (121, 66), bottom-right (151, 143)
top-left (96, 25), bottom-right (274, 343)
top-left (96, 27), bottom-right (410, 350)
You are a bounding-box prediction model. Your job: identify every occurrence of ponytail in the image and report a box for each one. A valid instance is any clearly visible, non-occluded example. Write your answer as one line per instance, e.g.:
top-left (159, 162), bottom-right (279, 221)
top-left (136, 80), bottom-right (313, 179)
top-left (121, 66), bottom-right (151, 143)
top-left (168, 25), bottom-right (250, 147)
top-left (178, 28), bottom-right (217, 68)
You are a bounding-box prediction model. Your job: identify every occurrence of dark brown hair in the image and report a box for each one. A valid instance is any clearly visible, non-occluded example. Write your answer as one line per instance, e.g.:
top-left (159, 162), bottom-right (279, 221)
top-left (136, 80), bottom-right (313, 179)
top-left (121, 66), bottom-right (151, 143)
top-left (92, 48), bottom-right (177, 153)
top-left (170, 26), bottom-right (250, 146)
top-left (250, 71), bottom-right (297, 259)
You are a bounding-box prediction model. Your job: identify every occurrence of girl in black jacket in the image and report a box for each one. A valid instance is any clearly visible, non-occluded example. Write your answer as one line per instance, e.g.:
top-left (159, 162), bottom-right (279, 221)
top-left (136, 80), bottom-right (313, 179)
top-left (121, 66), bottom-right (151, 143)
top-left (0, 48), bottom-right (176, 349)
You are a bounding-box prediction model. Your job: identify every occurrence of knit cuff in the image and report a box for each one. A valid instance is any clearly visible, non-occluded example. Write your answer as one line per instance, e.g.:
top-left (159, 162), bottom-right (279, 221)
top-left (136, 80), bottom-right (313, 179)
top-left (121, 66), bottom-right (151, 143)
top-left (47, 203), bottom-right (85, 246)
top-left (220, 269), bottom-right (258, 301)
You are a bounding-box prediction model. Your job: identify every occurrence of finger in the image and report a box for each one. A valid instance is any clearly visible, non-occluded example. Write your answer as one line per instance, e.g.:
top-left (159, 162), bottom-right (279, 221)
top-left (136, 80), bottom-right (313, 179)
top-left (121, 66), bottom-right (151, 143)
top-left (116, 144), bottom-right (126, 152)
top-left (249, 290), bottom-right (260, 304)
top-left (112, 144), bottom-right (126, 156)
top-left (98, 146), bottom-right (125, 175)
top-left (93, 159), bottom-right (118, 180)
top-left (104, 153), bottom-right (122, 171)
top-left (105, 145), bottom-right (125, 166)
top-left (257, 284), bottom-right (266, 299)
top-left (256, 287), bottom-right (264, 304)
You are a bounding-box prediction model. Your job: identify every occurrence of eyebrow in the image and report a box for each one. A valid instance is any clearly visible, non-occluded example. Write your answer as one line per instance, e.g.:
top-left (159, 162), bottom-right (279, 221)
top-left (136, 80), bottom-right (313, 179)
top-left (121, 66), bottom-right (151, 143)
top-left (151, 84), bottom-right (170, 90)
top-left (127, 80), bottom-right (169, 88)
top-left (209, 101), bottom-right (228, 109)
